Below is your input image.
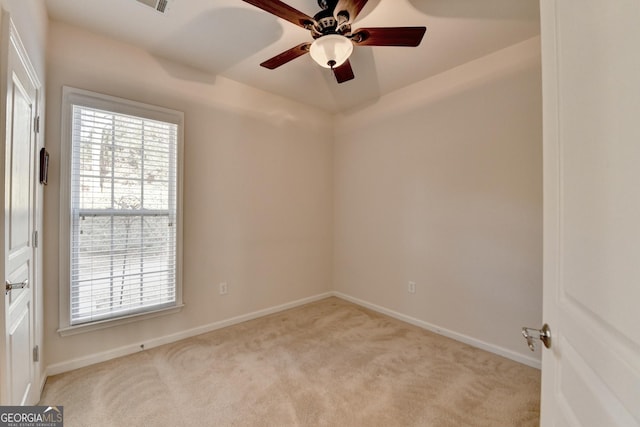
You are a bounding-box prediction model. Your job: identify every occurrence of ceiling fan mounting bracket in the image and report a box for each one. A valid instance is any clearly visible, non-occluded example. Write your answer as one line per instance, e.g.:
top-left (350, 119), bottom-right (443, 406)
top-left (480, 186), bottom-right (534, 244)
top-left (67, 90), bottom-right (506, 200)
top-left (317, 0), bottom-right (339, 11)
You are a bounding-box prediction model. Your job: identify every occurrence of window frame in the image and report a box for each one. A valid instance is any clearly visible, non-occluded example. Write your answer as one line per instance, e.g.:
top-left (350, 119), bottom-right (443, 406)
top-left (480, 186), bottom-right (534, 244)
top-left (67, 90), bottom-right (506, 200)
top-left (58, 86), bottom-right (184, 336)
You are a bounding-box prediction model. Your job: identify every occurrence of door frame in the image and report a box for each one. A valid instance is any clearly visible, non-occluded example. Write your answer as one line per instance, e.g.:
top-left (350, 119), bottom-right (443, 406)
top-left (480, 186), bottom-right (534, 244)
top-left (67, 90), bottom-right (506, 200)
top-left (539, 1), bottom-right (559, 423)
top-left (0, 8), bottom-right (44, 405)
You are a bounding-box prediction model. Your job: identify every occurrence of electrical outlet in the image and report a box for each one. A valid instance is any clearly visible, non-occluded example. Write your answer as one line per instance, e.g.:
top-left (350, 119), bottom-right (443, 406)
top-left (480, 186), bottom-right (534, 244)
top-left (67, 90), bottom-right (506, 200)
top-left (408, 281), bottom-right (416, 294)
top-left (219, 282), bottom-right (228, 295)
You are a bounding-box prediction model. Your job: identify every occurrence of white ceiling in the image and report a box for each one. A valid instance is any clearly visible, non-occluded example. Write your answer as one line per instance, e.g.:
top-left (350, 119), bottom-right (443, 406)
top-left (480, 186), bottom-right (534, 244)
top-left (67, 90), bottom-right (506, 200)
top-left (44, 0), bottom-right (540, 113)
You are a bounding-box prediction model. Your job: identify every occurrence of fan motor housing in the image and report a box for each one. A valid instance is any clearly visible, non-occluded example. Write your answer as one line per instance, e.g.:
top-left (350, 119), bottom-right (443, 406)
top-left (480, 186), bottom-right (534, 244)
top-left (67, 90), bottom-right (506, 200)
top-left (312, 7), bottom-right (351, 38)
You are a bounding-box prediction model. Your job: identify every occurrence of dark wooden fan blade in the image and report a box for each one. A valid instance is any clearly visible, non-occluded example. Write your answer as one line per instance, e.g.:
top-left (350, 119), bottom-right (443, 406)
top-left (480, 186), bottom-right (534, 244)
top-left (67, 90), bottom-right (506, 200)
top-left (333, 0), bottom-right (369, 23)
top-left (352, 27), bottom-right (427, 47)
top-left (242, 0), bottom-right (316, 29)
top-left (333, 60), bottom-right (355, 83)
top-left (260, 43), bottom-right (311, 69)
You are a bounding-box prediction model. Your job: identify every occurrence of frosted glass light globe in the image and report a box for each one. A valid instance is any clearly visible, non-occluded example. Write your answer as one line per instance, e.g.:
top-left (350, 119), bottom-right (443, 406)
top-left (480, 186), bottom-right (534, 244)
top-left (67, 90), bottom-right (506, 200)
top-left (309, 34), bottom-right (354, 68)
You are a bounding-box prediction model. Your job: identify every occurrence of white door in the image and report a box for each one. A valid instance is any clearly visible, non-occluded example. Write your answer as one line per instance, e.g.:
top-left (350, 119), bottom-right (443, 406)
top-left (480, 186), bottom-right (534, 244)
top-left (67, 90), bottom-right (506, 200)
top-left (540, 0), bottom-right (640, 426)
top-left (1, 16), bottom-right (40, 405)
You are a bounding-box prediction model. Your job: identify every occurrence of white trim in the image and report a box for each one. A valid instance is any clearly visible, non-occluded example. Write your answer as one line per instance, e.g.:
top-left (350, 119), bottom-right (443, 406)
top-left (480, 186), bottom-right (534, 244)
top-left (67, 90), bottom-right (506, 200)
top-left (61, 86), bottom-right (182, 125)
top-left (57, 304), bottom-right (184, 337)
top-left (0, 9), bottom-right (9, 403)
top-left (45, 292), bottom-right (333, 376)
top-left (45, 290), bottom-right (540, 376)
top-left (332, 291), bottom-right (542, 370)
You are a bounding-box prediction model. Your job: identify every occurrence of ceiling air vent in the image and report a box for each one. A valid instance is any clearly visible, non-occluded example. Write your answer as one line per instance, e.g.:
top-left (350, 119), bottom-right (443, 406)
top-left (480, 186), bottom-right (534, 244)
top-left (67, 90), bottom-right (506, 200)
top-left (135, 0), bottom-right (170, 14)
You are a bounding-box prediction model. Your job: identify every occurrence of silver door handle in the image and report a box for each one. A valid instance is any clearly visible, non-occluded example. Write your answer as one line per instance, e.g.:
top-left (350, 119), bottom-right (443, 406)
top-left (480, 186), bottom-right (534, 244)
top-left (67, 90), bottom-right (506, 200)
top-left (522, 324), bottom-right (552, 351)
top-left (5, 279), bottom-right (28, 294)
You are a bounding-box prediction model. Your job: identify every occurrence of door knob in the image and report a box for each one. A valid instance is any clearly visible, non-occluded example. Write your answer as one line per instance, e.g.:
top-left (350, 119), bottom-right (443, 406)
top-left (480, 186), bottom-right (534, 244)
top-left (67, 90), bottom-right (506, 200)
top-left (522, 324), bottom-right (552, 351)
top-left (5, 279), bottom-right (28, 295)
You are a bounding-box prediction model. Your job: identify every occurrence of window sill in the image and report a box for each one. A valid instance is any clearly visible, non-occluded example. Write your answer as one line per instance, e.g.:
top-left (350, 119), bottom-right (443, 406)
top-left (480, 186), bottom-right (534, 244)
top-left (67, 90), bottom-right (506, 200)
top-left (57, 304), bottom-right (184, 337)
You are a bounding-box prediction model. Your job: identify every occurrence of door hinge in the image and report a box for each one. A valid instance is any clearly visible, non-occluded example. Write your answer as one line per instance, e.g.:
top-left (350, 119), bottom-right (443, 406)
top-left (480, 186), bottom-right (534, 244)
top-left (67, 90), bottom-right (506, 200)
top-left (34, 115), bottom-right (40, 133)
top-left (33, 230), bottom-right (38, 248)
top-left (33, 345), bottom-right (39, 362)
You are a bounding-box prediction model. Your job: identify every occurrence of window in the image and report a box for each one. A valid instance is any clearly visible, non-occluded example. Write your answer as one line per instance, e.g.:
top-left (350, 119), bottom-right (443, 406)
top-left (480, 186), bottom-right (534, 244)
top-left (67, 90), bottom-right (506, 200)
top-left (59, 87), bottom-right (183, 333)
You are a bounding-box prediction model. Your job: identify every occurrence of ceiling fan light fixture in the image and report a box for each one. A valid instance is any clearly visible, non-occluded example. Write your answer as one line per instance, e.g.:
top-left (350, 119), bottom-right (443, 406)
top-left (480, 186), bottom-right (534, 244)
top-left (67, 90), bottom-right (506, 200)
top-left (309, 34), bottom-right (353, 68)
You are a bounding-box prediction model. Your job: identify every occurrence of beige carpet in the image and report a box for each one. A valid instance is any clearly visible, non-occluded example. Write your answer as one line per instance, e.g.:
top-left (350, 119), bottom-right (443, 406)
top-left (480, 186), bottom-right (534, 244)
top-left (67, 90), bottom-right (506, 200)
top-left (40, 297), bottom-right (540, 426)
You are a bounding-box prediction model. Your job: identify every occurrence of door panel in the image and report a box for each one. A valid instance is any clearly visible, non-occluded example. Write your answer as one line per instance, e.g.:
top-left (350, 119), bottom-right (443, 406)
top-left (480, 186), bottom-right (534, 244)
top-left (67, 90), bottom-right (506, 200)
top-left (9, 303), bottom-right (31, 405)
top-left (8, 78), bottom-right (32, 253)
top-left (2, 17), bottom-right (39, 405)
top-left (540, 0), bottom-right (640, 425)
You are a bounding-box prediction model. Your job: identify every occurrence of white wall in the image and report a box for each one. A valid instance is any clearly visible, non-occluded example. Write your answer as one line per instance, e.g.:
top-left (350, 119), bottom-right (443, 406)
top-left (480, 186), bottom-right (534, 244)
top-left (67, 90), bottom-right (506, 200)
top-left (333, 37), bottom-right (543, 366)
top-left (43, 19), bottom-right (542, 371)
top-left (44, 21), bottom-right (334, 371)
top-left (0, 0), bottom-right (47, 79)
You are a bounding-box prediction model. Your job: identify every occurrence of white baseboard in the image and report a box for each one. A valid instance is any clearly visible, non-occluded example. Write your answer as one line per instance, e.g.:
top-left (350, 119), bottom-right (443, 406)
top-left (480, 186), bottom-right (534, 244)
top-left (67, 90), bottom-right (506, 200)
top-left (332, 291), bottom-right (541, 370)
top-left (45, 290), bottom-right (539, 378)
top-left (45, 292), bottom-right (333, 377)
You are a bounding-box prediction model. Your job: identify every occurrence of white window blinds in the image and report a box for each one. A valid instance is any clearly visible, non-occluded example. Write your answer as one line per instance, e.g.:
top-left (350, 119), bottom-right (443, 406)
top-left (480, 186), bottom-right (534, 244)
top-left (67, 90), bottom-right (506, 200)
top-left (70, 104), bottom-right (178, 325)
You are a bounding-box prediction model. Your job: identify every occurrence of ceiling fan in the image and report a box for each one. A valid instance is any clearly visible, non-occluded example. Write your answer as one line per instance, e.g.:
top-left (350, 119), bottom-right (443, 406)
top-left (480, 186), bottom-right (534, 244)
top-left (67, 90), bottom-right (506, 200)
top-left (242, 0), bottom-right (427, 83)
